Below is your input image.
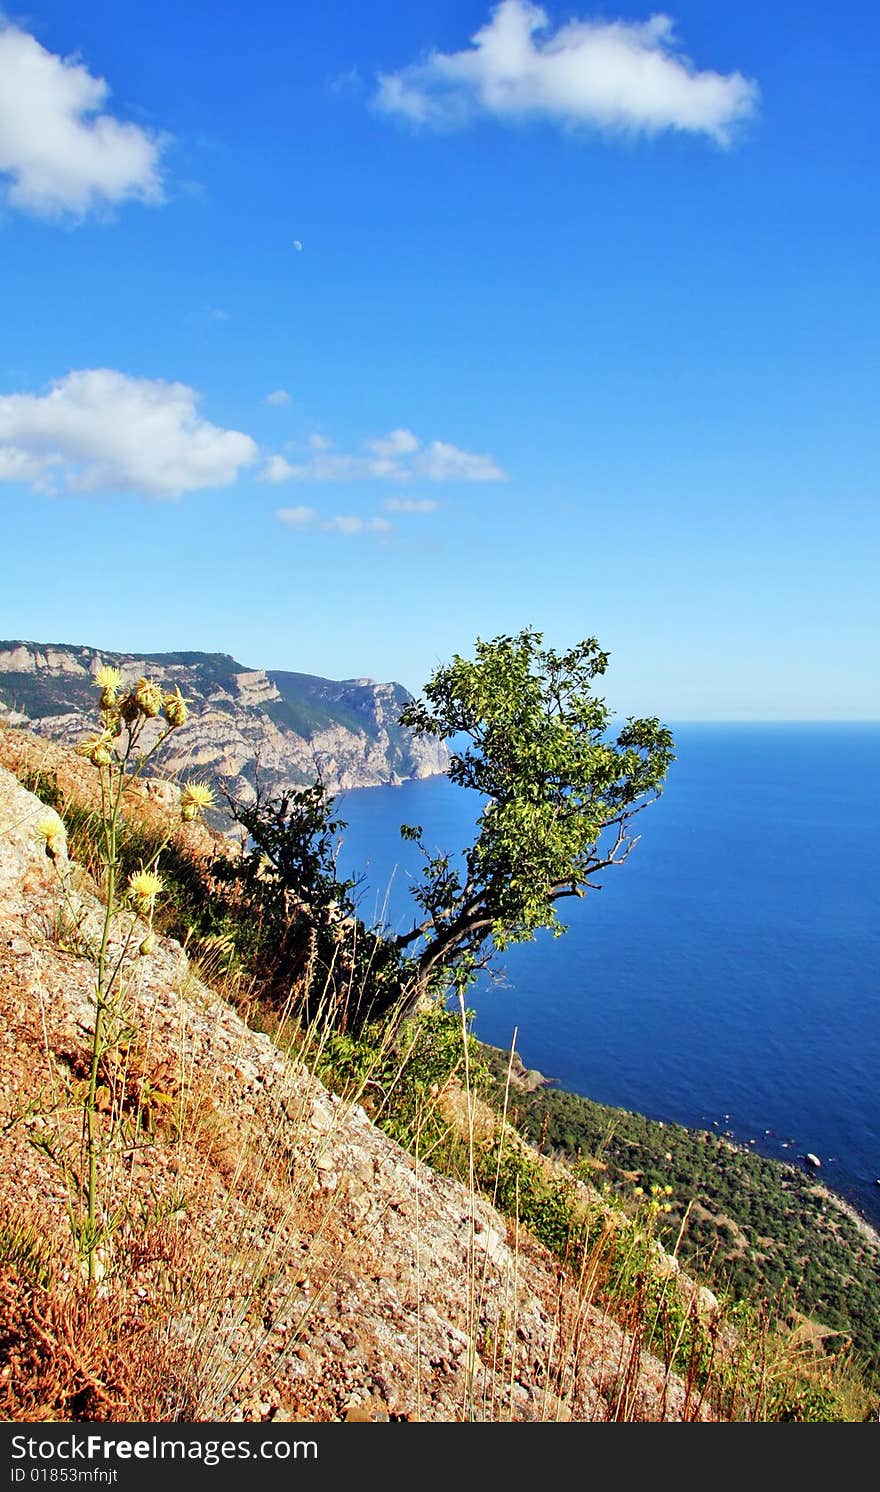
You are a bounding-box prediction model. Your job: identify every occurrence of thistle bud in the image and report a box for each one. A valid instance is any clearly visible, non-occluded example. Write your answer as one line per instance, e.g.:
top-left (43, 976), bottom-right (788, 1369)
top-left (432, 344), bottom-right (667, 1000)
top-left (164, 687), bottom-right (189, 728)
top-left (139, 932), bottom-right (157, 957)
top-left (76, 733), bottom-right (101, 759)
top-left (120, 690), bottom-right (140, 724)
top-left (76, 730), bottom-right (115, 767)
top-left (135, 678), bottom-right (165, 718)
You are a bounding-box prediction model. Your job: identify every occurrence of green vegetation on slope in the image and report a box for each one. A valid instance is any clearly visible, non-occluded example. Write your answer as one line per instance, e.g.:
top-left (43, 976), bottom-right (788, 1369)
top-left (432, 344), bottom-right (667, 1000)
top-left (480, 1049), bottom-right (880, 1382)
top-left (0, 671), bottom-right (97, 718)
top-left (268, 671), bottom-right (411, 747)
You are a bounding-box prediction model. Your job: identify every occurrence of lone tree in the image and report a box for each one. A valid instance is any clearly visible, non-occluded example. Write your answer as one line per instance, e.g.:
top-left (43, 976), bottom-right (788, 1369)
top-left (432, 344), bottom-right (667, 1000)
top-left (393, 629), bottom-right (674, 1004)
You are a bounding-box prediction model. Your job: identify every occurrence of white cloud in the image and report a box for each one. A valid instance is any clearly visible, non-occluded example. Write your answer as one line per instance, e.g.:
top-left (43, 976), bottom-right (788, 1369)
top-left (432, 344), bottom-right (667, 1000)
top-left (0, 19), bottom-right (166, 218)
top-left (277, 504), bottom-right (317, 527)
top-left (366, 428), bottom-right (421, 458)
top-left (264, 449), bottom-right (361, 482)
top-left (262, 427), bottom-right (505, 484)
top-left (264, 454), bottom-right (297, 483)
top-left (275, 507), bottom-right (393, 536)
top-left (384, 496), bottom-right (439, 513)
top-left (323, 514), bottom-right (393, 535)
top-left (375, 2), bottom-right (758, 146)
top-left (418, 439), bottom-right (504, 481)
top-left (0, 446), bottom-right (58, 488)
top-left (265, 389), bottom-right (291, 406)
top-left (0, 369), bottom-right (258, 498)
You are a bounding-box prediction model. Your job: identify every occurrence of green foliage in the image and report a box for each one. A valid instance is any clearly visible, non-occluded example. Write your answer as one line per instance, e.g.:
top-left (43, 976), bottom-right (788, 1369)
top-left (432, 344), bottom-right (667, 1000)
top-left (219, 781), bottom-right (355, 922)
top-left (481, 1049), bottom-right (880, 1385)
top-left (213, 780), bottom-right (406, 1023)
top-left (478, 1138), bottom-right (584, 1258)
top-left (396, 629), bottom-right (674, 994)
top-left (318, 1003), bottom-right (487, 1162)
top-left (0, 1216), bottom-right (55, 1290)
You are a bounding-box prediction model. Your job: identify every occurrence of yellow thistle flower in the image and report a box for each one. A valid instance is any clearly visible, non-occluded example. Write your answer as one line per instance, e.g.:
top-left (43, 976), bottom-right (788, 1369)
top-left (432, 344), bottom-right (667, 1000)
top-left (93, 664), bottom-right (122, 709)
top-left (35, 810), bottom-right (66, 860)
top-left (134, 677), bottom-right (164, 719)
top-left (180, 782), bottom-right (215, 822)
top-left (128, 868), bottom-right (164, 910)
top-left (76, 730), bottom-right (115, 767)
top-left (163, 687), bottom-right (189, 728)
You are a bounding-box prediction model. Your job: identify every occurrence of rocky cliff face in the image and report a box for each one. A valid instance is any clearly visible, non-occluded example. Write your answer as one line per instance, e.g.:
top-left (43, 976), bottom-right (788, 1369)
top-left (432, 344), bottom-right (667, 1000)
top-left (0, 640), bottom-right (449, 799)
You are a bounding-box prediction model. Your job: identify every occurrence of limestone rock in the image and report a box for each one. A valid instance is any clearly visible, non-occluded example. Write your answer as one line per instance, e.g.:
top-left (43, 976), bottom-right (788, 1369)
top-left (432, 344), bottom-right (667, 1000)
top-left (0, 639), bottom-right (450, 796)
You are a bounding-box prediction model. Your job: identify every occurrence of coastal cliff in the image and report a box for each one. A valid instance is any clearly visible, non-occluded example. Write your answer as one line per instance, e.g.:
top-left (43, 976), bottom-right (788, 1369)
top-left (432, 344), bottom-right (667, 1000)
top-left (0, 640), bottom-right (449, 797)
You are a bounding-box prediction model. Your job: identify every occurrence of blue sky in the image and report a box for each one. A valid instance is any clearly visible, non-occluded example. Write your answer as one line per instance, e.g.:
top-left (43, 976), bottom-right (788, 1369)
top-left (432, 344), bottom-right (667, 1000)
top-left (0, 1), bottom-right (877, 718)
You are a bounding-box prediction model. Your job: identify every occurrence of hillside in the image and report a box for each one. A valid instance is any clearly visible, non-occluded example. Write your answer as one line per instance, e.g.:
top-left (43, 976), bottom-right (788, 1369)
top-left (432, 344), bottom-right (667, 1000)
top-left (0, 757), bottom-right (710, 1423)
top-left (0, 722), bottom-right (874, 1421)
top-left (482, 1049), bottom-right (880, 1381)
top-left (0, 640), bottom-right (449, 797)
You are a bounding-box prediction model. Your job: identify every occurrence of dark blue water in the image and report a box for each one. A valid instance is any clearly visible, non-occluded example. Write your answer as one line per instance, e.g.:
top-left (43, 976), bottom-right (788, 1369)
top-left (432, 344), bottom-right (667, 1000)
top-left (334, 726), bottom-right (880, 1226)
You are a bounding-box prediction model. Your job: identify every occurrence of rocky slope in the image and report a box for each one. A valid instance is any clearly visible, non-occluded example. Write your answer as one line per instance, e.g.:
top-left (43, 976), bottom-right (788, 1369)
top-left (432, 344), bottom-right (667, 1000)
top-left (0, 640), bottom-right (449, 798)
top-left (0, 762), bottom-right (708, 1422)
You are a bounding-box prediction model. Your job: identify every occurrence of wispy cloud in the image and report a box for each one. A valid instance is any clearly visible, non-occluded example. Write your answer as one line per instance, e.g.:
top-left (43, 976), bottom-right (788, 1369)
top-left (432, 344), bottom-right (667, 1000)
top-left (323, 514), bottom-right (393, 535)
top-left (276, 506), bottom-right (392, 536)
top-left (263, 426), bottom-right (505, 484)
top-left (265, 388), bottom-right (291, 406)
top-left (329, 66), bottom-right (364, 97)
top-left (184, 305), bottom-right (231, 329)
top-left (276, 505), bottom-right (316, 527)
top-left (0, 369), bottom-right (257, 498)
top-left (366, 428), bottom-right (420, 459)
top-left (375, 2), bottom-right (758, 146)
top-left (0, 17), bottom-right (167, 219)
top-left (417, 440), bottom-right (504, 481)
top-left (384, 496), bottom-right (439, 513)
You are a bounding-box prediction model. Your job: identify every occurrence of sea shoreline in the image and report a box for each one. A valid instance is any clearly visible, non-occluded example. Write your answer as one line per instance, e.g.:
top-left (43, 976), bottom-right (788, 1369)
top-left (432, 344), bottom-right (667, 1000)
top-left (481, 1038), bottom-right (880, 1250)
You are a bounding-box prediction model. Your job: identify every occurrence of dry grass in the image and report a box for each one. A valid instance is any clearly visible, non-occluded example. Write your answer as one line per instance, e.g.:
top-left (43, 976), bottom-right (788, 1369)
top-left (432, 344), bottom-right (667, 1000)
top-left (0, 724), bottom-right (874, 1423)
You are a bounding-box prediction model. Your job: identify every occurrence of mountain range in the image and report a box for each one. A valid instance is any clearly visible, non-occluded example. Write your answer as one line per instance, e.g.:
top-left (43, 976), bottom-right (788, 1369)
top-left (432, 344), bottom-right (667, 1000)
top-left (0, 639), bottom-right (449, 798)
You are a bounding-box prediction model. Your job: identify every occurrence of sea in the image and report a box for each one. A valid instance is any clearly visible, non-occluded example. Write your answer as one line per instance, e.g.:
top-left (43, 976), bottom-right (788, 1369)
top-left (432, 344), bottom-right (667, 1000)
top-left (332, 725), bottom-right (880, 1227)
